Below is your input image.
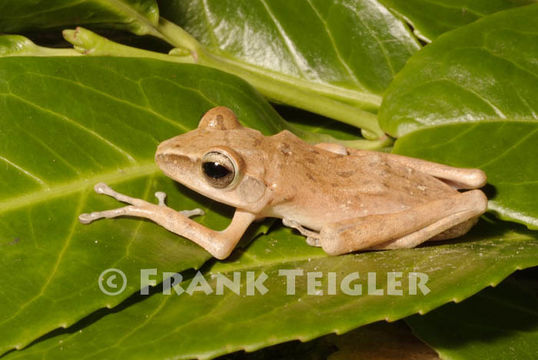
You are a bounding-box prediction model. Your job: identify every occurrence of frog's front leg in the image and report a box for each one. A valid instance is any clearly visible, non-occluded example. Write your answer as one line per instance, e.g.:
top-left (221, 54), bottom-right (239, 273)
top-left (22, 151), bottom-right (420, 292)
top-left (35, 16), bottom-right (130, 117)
top-left (79, 183), bottom-right (256, 259)
top-left (79, 183), bottom-right (205, 221)
top-left (318, 190), bottom-right (487, 255)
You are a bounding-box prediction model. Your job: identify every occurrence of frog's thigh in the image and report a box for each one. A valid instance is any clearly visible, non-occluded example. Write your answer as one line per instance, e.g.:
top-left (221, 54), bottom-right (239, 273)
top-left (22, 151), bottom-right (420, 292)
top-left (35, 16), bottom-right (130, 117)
top-left (321, 146), bottom-right (486, 189)
top-left (319, 190), bottom-right (487, 255)
top-left (380, 152), bottom-right (486, 189)
top-left (370, 210), bottom-right (480, 250)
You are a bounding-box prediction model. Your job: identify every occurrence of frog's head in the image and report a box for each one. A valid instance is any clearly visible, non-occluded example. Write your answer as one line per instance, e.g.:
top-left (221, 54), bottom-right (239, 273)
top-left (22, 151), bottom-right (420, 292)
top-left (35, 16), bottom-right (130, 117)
top-left (155, 107), bottom-right (271, 212)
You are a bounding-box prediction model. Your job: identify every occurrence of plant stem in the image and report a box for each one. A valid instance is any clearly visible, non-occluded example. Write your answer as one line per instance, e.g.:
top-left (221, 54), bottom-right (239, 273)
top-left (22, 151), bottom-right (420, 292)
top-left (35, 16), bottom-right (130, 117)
top-left (0, 35), bottom-right (80, 57)
top-left (156, 18), bottom-right (385, 139)
top-left (63, 27), bottom-right (191, 63)
top-left (289, 124), bottom-right (392, 150)
top-left (63, 27), bottom-right (390, 149)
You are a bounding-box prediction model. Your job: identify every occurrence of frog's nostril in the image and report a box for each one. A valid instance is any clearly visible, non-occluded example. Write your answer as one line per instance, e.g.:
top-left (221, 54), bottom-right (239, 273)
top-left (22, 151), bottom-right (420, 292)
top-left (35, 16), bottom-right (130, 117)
top-left (155, 153), bottom-right (191, 168)
top-left (155, 153), bottom-right (175, 166)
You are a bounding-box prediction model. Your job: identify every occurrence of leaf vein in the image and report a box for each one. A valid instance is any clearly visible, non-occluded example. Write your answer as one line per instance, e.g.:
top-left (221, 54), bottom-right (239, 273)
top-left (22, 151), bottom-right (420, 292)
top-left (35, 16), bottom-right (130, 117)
top-left (477, 127), bottom-right (538, 169)
top-left (3, 93), bottom-right (136, 164)
top-left (0, 192), bottom-right (87, 328)
top-left (0, 155), bottom-right (47, 188)
top-left (340, 2), bottom-right (396, 75)
top-left (305, 0), bottom-right (362, 87)
top-left (25, 72), bottom-right (189, 133)
top-left (257, 0), bottom-right (315, 80)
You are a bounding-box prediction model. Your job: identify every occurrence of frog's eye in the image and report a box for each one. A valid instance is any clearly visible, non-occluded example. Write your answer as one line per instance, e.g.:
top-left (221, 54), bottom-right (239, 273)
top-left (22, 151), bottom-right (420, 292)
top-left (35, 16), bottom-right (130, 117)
top-left (201, 151), bottom-right (237, 188)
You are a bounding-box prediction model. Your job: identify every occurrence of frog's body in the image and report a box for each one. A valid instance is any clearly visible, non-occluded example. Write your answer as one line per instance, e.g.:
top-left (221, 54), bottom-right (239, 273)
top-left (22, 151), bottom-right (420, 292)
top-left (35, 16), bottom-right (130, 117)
top-left (80, 107), bottom-right (487, 259)
top-left (259, 130), bottom-right (458, 229)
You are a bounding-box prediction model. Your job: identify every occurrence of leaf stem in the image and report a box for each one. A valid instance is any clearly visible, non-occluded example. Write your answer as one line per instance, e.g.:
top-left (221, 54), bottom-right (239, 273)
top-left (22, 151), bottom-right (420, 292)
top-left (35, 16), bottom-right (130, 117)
top-left (63, 27), bottom-right (389, 148)
top-left (156, 18), bottom-right (385, 139)
top-left (63, 27), bottom-right (191, 63)
top-left (288, 124), bottom-right (392, 149)
top-left (0, 35), bottom-right (80, 57)
top-left (198, 51), bottom-right (384, 139)
top-left (153, 17), bottom-right (204, 59)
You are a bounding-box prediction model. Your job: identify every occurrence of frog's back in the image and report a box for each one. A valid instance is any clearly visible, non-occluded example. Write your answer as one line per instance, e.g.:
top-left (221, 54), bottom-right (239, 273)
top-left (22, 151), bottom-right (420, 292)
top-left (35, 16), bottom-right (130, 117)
top-left (266, 131), bottom-right (458, 229)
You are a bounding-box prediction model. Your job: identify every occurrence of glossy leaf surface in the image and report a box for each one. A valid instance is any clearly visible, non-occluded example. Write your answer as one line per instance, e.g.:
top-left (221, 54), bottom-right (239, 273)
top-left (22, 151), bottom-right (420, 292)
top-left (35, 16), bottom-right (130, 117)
top-left (0, 0), bottom-right (159, 36)
top-left (379, 5), bottom-right (538, 228)
top-left (407, 278), bottom-right (538, 360)
top-left (160, 0), bottom-right (421, 109)
top-left (377, 0), bottom-right (535, 41)
top-left (0, 56), bottom-right (284, 354)
top-left (5, 221), bottom-right (538, 359)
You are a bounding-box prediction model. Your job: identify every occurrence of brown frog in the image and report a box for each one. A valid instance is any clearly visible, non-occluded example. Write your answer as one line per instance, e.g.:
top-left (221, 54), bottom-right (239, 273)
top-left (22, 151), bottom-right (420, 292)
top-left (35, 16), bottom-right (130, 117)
top-left (79, 107), bottom-right (487, 259)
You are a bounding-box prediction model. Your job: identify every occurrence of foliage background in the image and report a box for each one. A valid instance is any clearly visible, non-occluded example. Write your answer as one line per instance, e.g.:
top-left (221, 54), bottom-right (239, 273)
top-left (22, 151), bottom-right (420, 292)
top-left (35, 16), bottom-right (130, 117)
top-left (0, 1), bottom-right (536, 359)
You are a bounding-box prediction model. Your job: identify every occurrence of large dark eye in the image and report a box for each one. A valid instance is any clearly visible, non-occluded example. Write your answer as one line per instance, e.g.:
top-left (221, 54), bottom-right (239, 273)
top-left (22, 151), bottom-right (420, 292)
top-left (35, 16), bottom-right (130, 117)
top-left (201, 151), bottom-right (236, 188)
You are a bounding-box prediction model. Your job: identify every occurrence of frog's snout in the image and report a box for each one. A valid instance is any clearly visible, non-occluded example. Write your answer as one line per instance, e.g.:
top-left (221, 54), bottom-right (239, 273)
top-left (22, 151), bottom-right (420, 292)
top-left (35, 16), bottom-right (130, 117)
top-left (155, 137), bottom-right (178, 155)
top-left (155, 152), bottom-right (166, 164)
top-left (155, 152), bottom-right (190, 167)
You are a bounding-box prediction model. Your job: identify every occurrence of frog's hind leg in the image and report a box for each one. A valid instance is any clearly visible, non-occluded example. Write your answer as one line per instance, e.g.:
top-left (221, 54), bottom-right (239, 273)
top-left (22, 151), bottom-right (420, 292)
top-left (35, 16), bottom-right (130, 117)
top-left (345, 149), bottom-right (486, 190)
top-left (376, 152), bottom-right (486, 189)
top-left (319, 190), bottom-right (487, 255)
top-left (282, 218), bottom-right (322, 247)
top-left (370, 212), bottom-right (481, 250)
top-left (431, 217), bottom-right (479, 241)
top-left (391, 155), bottom-right (486, 190)
top-left (320, 146), bottom-right (486, 189)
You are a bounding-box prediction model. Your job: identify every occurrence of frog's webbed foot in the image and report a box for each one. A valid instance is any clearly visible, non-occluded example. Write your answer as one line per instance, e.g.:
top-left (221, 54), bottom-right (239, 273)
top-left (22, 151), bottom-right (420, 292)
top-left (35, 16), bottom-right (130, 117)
top-left (282, 218), bottom-right (321, 247)
top-left (79, 182), bottom-right (204, 224)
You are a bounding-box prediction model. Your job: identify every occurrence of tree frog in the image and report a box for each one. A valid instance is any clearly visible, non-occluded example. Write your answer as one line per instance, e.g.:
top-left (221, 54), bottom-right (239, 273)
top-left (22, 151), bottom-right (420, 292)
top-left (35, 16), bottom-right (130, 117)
top-left (79, 107), bottom-right (488, 259)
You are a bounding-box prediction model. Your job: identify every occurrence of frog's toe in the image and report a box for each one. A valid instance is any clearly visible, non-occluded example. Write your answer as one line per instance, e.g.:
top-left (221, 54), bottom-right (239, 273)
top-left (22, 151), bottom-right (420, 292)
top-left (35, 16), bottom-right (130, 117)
top-left (180, 208), bottom-right (205, 218)
top-left (78, 210), bottom-right (113, 224)
top-left (79, 212), bottom-right (95, 224)
top-left (306, 236), bottom-right (321, 247)
top-left (155, 191), bottom-right (167, 206)
top-left (94, 182), bottom-right (113, 195)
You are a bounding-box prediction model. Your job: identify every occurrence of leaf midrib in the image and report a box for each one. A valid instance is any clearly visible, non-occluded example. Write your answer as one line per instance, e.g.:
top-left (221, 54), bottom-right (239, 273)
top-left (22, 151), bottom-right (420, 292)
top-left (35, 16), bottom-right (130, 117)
top-left (0, 162), bottom-right (159, 214)
top-left (202, 50), bottom-right (382, 107)
top-left (106, 237), bottom-right (538, 360)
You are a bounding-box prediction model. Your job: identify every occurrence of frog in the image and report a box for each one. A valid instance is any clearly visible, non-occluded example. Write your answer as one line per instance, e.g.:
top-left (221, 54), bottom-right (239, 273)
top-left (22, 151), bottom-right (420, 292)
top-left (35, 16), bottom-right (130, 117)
top-left (79, 106), bottom-right (488, 259)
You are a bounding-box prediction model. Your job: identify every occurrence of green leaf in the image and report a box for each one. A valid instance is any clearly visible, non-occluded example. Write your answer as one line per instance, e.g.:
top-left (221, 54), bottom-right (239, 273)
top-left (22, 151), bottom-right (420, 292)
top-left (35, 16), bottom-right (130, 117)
top-left (376, 0), bottom-right (536, 42)
top-left (406, 277), bottom-right (538, 360)
top-left (0, 0), bottom-right (159, 36)
top-left (161, 0), bottom-right (419, 100)
top-left (0, 56), bottom-right (287, 354)
top-left (0, 0), bottom-right (404, 139)
top-left (6, 221), bottom-right (538, 359)
top-left (378, 4), bottom-right (538, 229)
top-left (275, 105), bottom-right (363, 142)
top-left (156, 0), bottom-right (421, 136)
